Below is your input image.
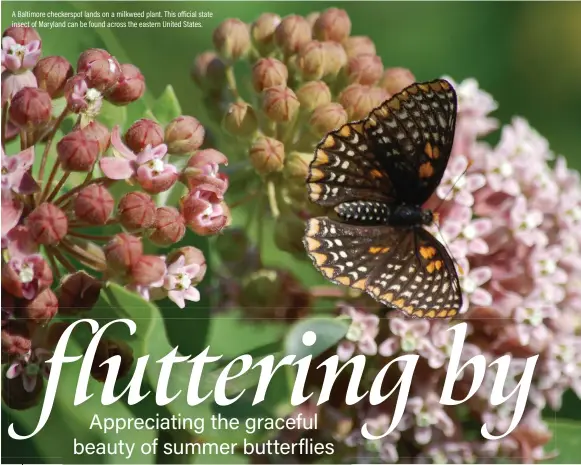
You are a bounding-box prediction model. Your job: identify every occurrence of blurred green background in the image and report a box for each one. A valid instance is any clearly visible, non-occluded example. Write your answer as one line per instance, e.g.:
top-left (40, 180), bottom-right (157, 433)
top-left (2, 1), bottom-right (581, 464)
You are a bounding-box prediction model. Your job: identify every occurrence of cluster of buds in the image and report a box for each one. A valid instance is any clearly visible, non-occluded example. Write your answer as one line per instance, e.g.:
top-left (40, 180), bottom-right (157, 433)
top-left (1, 26), bottom-right (230, 409)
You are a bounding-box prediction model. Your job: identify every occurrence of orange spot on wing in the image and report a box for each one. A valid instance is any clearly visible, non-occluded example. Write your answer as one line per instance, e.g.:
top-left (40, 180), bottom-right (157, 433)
top-left (425, 142), bottom-right (433, 159)
top-left (306, 219), bottom-right (320, 235)
top-left (312, 253), bottom-right (327, 265)
top-left (437, 309), bottom-right (449, 318)
top-left (380, 292), bottom-right (394, 302)
top-left (309, 168), bottom-right (325, 181)
top-left (312, 149), bottom-right (329, 166)
top-left (322, 135), bottom-right (335, 148)
top-left (434, 260), bottom-right (443, 270)
top-left (393, 298), bottom-right (405, 308)
top-left (433, 146), bottom-right (440, 159)
top-left (351, 123), bottom-right (364, 134)
top-left (336, 276), bottom-right (351, 285)
top-left (370, 169), bottom-right (384, 179)
top-left (304, 237), bottom-right (321, 251)
top-left (418, 84), bottom-right (430, 92)
top-left (320, 267), bottom-right (334, 278)
top-left (388, 99), bottom-right (401, 110)
top-left (448, 309), bottom-right (458, 317)
top-left (426, 262), bottom-right (436, 273)
top-left (419, 246), bottom-right (436, 259)
top-left (425, 310), bottom-right (437, 318)
top-left (353, 279), bottom-right (367, 290)
top-left (369, 246), bottom-right (390, 254)
top-left (419, 162), bottom-right (434, 178)
top-left (339, 125), bottom-right (352, 137)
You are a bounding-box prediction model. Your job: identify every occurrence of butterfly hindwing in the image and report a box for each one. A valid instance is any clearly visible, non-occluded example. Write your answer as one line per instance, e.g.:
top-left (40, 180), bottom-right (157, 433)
top-left (307, 121), bottom-right (395, 207)
top-left (364, 79), bottom-right (457, 205)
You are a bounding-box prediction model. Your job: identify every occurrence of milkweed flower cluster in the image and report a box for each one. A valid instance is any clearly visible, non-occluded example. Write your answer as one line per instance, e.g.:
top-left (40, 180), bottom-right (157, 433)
top-left (193, 9), bottom-right (581, 464)
top-left (1, 26), bottom-right (230, 410)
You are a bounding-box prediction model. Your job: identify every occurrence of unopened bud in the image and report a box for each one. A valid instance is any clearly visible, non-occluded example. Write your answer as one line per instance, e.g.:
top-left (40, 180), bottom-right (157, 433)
top-left (148, 207), bottom-right (186, 247)
top-left (310, 103), bottom-right (348, 138)
top-left (339, 84), bottom-right (389, 120)
top-left (130, 255), bottom-right (166, 286)
top-left (104, 233), bottom-right (143, 272)
top-left (262, 85), bottom-right (300, 123)
top-left (21, 288), bottom-right (58, 327)
top-left (27, 203), bottom-right (68, 245)
top-left (90, 338), bottom-right (133, 382)
top-left (57, 271), bottom-right (101, 314)
top-left (296, 81), bottom-right (331, 112)
top-left (322, 41), bottom-right (347, 77)
top-left (33, 56), bottom-right (74, 98)
top-left (297, 40), bottom-right (326, 80)
top-left (74, 183), bottom-right (114, 225)
top-left (343, 36), bottom-right (377, 59)
top-left (117, 191), bottom-right (156, 231)
top-left (275, 15), bottom-right (312, 56)
top-left (83, 120), bottom-right (110, 152)
top-left (57, 128), bottom-right (100, 172)
top-left (379, 67), bottom-right (416, 95)
top-left (313, 8), bottom-right (351, 42)
top-left (9, 87), bottom-right (52, 129)
top-left (106, 64), bottom-right (145, 105)
top-left (346, 54), bottom-right (383, 86)
top-left (165, 115), bottom-right (206, 155)
top-left (125, 118), bottom-right (164, 153)
top-left (191, 51), bottom-right (226, 90)
top-left (213, 19), bottom-right (251, 61)
top-left (77, 48), bottom-right (121, 93)
top-left (252, 58), bottom-right (288, 92)
top-left (223, 102), bottom-right (258, 138)
top-left (251, 13), bottom-right (281, 56)
top-left (283, 151), bottom-right (312, 181)
top-left (3, 26), bottom-right (41, 45)
top-left (249, 136), bottom-right (285, 175)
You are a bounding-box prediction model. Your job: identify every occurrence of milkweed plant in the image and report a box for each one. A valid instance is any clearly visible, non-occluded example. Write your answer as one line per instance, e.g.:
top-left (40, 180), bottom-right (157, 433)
top-left (2, 6), bottom-right (581, 464)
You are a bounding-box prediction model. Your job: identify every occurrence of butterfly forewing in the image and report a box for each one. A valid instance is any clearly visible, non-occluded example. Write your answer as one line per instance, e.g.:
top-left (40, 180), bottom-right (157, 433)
top-left (364, 79), bottom-right (457, 205)
top-left (307, 121), bottom-right (395, 207)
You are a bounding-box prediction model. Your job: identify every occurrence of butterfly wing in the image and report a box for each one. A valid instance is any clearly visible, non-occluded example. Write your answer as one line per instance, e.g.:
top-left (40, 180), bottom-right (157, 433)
top-left (304, 217), bottom-right (462, 318)
top-left (364, 79), bottom-right (457, 206)
top-left (307, 120), bottom-right (396, 207)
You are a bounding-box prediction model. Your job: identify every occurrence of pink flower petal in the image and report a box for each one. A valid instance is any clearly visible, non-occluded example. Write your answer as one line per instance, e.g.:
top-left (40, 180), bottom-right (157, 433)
top-left (183, 286), bottom-right (200, 303)
top-left (337, 341), bottom-right (355, 361)
top-left (471, 288), bottom-right (492, 306)
top-left (6, 363), bottom-right (22, 379)
top-left (110, 125), bottom-right (137, 160)
top-left (99, 157), bottom-right (134, 180)
top-left (168, 290), bottom-right (186, 309)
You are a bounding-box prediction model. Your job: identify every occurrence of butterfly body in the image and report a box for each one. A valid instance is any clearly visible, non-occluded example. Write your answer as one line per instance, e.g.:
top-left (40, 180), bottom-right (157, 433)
top-left (303, 78), bottom-right (463, 319)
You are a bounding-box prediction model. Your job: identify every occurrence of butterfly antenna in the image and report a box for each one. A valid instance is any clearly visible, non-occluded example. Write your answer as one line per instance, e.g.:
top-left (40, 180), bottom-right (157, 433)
top-left (433, 159), bottom-right (473, 213)
top-left (431, 215), bottom-right (464, 276)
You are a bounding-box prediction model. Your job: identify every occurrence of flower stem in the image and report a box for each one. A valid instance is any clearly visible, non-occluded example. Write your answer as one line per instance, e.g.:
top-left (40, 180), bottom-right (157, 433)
top-left (45, 171), bottom-right (70, 203)
top-left (44, 247), bottom-right (62, 281)
top-left (37, 108), bottom-right (68, 187)
top-left (67, 230), bottom-right (114, 242)
top-left (225, 66), bottom-right (241, 102)
top-left (47, 245), bottom-right (76, 274)
top-left (60, 239), bottom-right (106, 271)
top-left (266, 178), bottom-right (280, 218)
top-left (39, 159), bottom-right (61, 204)
top-left (230, 190), bottom-right (260, 209)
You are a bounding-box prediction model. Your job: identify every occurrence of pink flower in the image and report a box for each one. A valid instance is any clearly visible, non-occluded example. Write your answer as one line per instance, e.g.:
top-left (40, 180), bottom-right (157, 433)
top-left (1, 188), bottom-right (23, 239)
top-left (336, 305), bottom-right (379, 361)
top-left (407, 392), bottom-right (455, 444)
top-left (457, 258), bottom-right (492, 313)
top-left (100, 125), bottom-right (178, 194)
top-left (65, 74), bottom-right (103, 117)
top-left (1, 36), bottom-right (41, 72)
top-left (378, 318), bottom-right (435, 361)
top-left (182, 148), bottom-right (229, 199)
top-left (509, 196), bottom-right (545, 247)
top-left (5, 348), bottom-right (52, 392)
top-left (2, 253), bottom-right (52, 300)
top-left (1, 147), bottom-right (39, 194)
top-left (1, 69), bottom-right (37, 105)
top-left (162, 255), bottom-right (202, 309)
top-left (180, 190), bottom-right (230, 236)
top-left (437, 154), bottom-right (485, 207)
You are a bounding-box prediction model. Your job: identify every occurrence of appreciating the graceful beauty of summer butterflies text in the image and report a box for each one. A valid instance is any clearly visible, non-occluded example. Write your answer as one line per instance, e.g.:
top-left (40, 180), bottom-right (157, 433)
top-left (303, 78), bottom-right (462, 319)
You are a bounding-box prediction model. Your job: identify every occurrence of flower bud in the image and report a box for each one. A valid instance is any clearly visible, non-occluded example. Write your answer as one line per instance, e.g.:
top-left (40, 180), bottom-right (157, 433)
top-left (125, 118), bottom-right (163, 153)
top-left (83, 120), bottom-right (110, 152)
top-left (322, 41), bottom-right (348, 77)
top-left (21, 288), bottom-right (58, 327)
top-left (213, 19), bottom-right (251, 61)
top-left (339, 84), bottom-right (389, 120)
top-left (57, 128), bottom-right (100, 172)
top-left (379, 67), bottom-right (416, 95)
top-left (310, 103), bottom-right (348, 138)
top-left (89, 338), bottom-right (133, 382)
top-left (1, 323), bottom-right (31, 359)
top-left (251, 13), bottom-right (281, 56)
top-left (1, 70), bottom-right (37, 106)
top-left (262, 85), bottom-right (300, 123)
top-left (63, 73), bottom-right (98, 114)
top-left (275, 15), bottom-right (312, 56)
top-left (346, 53), bottom-right (383, 86)
top-left (166, 246), bottom-right (207, 284)
top-left (222, 102), bottom-right (258, 138)
top-left (74, 183), bottom-right (114, 225)
top-left (45, 321), bottom-right (72, 348)
top-left (33, 56), bottom-right (73, 98)
top-left (104, 233), bottom-right (143, 272)
top-left (8, 87), bottom-right (52, 129)
top-left (283, 151), bottom-right (312, 181)
top-left (117, 192), bottom-right (156, 231)
top-left (297, 40), bottom-right (326, 80)
top-left (191, 51), bottom-right (226, 90)
top-left (106, 64), bottom-right (145, 105)
top-left (27, 203), bottom-right (68, 245)
top-left (249, 136), bottom-right (285, 175)
top-left (252, 58), bottom-right (288, 92)
top-left (296, 81), bottom-right (332, 112)
top-left (149, 207), bottom-right (186, 247)
top-left (77, 48), bottom-right (121, 92)
top-left (57, 271), bottom-right (101, 314)
top-left (306, 12), bottom-right (320, 27)
top-left (313, 8), bottom-right (351, 42)
top-left (3, 26), bottom-right (41, 45)
top-left (342, 36), bottom-right (377, 59)
top-left (165, 115), bottom-right (205, 154)
top-left (130, 255), bottom-right (166, 286)
top-left (2, 366), bottom-right (43, 410)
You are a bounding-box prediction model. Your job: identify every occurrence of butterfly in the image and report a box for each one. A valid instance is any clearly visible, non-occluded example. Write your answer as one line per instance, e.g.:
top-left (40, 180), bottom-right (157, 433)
top-left (303, 78), bottom-right (462, 319)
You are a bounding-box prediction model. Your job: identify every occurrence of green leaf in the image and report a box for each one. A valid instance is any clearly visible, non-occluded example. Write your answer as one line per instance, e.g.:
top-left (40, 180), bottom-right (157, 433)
top-left (284, 316), bottom-right (350, 359)
top-left (150, 86), bottom-right (182, 126)
top-left (97, 100), bottom-right (127, 130)
top-left (545, 420), bottom-right (581, 463)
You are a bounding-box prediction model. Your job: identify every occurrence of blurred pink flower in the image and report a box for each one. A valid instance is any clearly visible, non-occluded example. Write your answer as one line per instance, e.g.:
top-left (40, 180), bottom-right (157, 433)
top-left (1, 36), bottom-right (41, 72)
top-left (1, 147), bottom-right (39, 194)
top-left (337, 305), bottom-right (379, 361)
top-left (163, 255), bottom-right (202, 309)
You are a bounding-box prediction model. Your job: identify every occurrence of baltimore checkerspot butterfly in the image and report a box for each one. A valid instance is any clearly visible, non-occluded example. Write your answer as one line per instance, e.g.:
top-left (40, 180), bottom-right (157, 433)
top-left (303, 78), bottom-right (462, 319)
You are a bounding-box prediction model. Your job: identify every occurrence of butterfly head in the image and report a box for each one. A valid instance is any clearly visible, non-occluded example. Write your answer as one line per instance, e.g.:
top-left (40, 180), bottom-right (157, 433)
top-left (421, 209), bottom-right (434, 226)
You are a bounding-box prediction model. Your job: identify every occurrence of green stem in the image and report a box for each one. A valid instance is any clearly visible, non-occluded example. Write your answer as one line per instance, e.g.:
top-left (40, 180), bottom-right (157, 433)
top-left (45, 171), bottom-right (70, 203)
top-left (225, 65), bottom-right (241, 102)
top-left (266, 178), bottom-right (280, 218)
top-left (38, 108), bottom-right (68, 187)
top-left (47, 245), bottom-right (76, 274)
